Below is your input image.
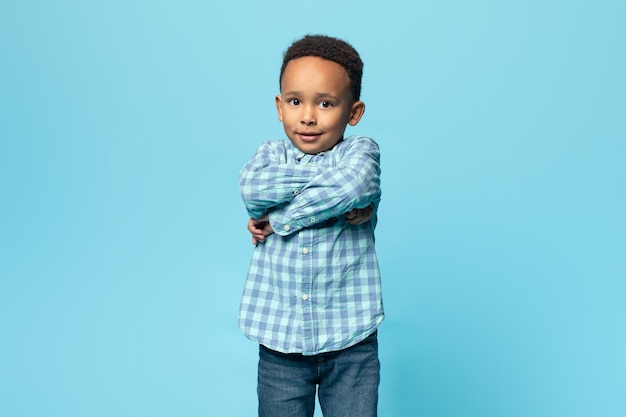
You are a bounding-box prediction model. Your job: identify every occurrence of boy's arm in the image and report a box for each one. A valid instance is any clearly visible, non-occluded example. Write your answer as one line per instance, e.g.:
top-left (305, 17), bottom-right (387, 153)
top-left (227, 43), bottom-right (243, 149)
top-left (269, 136), bottom-right (381, 236)
top-left (239, 141), bottom-right (322, 219)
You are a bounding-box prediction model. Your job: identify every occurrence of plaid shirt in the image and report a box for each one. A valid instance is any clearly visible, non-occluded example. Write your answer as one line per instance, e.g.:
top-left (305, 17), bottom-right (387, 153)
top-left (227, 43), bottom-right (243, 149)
top-left (238, 135), bottom-right (384, 355)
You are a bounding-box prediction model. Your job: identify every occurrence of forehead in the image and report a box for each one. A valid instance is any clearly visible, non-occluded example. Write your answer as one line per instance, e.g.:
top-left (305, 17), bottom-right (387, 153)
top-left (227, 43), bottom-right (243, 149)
top-left (281, 56), bottom-right (351, 93)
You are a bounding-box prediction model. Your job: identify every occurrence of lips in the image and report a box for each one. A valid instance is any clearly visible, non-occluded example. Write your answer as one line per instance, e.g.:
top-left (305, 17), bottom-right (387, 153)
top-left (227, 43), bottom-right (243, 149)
top-left (297, 132), bottom-right (322, 142)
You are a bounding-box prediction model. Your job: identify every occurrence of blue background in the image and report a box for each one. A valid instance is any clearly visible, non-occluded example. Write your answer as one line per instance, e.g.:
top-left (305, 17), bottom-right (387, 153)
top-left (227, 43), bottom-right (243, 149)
top-left (1, 1), bottom-right (624, 416)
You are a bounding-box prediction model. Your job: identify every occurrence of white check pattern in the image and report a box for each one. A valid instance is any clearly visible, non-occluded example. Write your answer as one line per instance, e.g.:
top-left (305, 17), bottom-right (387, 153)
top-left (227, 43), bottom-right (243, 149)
top-left (239, 135), bottom-right (384, 355)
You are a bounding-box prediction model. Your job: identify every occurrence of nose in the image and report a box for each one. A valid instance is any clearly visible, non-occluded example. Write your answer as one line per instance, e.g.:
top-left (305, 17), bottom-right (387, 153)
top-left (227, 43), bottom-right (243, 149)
top-left (300, 105), bottom-right (316, 125)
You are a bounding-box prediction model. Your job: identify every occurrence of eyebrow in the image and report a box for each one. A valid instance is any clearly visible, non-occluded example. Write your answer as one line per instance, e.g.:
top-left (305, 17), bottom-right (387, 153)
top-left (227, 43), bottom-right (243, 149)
top-left (283, 91), bottom-right (341, 101)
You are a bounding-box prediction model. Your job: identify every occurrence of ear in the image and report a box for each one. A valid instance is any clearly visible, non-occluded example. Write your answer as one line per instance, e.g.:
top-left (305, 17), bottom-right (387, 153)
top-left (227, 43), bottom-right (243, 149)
top-left (275, 95), bottom-right (284, 122)
top-left (348, 101), bottom-right (365, 126)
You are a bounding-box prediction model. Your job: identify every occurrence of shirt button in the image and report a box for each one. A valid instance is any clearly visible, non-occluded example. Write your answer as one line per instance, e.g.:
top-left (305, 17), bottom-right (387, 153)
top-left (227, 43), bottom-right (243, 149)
top-left (283, 224), bottom-right (290, 231)
top-left (301, 294), bottom-right (309, 301)
top-left (309, 217), bottom-right (316, 223)
top-left (302, 247), bottom-right (309, 254)
top-left (293, 189), bottom-right (300, 195)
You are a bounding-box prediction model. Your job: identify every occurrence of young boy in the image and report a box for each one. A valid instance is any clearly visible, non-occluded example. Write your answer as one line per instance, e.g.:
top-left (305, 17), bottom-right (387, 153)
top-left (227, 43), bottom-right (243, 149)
top-left (239, 35), bottom-right (384, 417)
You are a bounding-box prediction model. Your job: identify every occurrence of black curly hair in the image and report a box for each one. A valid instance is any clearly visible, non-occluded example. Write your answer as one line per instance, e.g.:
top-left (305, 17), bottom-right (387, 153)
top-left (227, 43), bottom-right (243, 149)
top-left (279, 35), bottom-right (364, 101)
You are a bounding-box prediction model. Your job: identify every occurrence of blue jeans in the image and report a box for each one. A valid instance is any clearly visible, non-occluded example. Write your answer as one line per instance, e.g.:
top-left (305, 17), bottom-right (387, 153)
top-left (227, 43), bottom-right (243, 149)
top-left (257, 332), bottom-right (380, 417)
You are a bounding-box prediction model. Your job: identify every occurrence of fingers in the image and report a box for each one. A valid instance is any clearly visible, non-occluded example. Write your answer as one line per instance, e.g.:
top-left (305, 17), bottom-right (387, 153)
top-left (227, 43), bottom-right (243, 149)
top-left (252, 227), bottom-right (265, 243)
top-left (346, 215), bottom-right (367, 225)
top-left (248, 218), bottom-right (265, 244)
top-left (345, 206), bottom-right (374, 225)
top-left (345, 214), bottom-right (363, 225)
top-left (247, 218), bottom-right (257, 234)
top-left (248, 216), bottom-right (274, 244)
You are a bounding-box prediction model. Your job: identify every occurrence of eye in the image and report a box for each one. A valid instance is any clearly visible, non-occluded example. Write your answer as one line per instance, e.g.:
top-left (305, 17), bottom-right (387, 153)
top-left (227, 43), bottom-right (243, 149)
top-left (318, 101), bottom-right (333, 108)
top-left (287, 98), bottom-right (301, 106)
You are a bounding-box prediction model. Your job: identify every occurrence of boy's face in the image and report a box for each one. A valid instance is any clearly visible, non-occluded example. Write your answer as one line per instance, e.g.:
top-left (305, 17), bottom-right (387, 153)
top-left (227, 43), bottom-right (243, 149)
top-left (276, 56), bottom-right (365, 154)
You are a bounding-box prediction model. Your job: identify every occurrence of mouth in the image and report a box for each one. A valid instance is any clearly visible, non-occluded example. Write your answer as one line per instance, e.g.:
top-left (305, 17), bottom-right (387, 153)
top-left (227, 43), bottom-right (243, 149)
top-left (297, 132), bottom-right (322, 142)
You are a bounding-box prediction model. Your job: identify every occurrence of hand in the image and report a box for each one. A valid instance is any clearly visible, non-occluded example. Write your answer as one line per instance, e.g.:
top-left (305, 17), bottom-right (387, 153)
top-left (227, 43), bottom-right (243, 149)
top-left (248, 213), bottom-right (274, 245)
top-left (344, 205), bottom-right (373, 225)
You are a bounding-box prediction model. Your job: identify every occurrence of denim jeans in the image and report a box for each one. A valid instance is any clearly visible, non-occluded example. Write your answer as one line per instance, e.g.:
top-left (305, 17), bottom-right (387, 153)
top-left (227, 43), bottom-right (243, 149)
top-left (257, 332), bottom-right (380, 417)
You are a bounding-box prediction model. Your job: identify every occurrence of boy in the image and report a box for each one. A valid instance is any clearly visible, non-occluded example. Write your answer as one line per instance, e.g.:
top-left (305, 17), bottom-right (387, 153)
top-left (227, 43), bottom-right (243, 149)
top-left (239, 35), bottom-right (384, 417)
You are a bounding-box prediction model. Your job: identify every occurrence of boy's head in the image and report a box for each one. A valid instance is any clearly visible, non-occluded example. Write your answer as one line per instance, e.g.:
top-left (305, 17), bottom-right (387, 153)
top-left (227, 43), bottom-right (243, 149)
top-left (279, 35), bottom-right (364, 101)
top-left (276, 35), bottom-right (366, 155)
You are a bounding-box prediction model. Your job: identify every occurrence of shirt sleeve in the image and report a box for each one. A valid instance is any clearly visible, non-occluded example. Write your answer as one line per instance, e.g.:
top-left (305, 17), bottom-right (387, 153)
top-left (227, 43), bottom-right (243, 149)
top-left (270, 136), bottom-right (382, 236)
top-left (239, 141), bottom-right (322, 219)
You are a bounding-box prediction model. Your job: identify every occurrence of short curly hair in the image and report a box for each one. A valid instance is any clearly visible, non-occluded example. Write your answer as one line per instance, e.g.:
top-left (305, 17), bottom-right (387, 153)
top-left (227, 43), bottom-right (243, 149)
top-left (279, 35), bottom-right (364, 101)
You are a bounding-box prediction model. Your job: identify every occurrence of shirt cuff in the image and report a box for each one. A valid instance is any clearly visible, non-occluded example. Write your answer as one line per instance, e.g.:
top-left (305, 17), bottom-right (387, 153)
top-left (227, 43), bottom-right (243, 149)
top-left (269, 210), bottom-right (323, 236)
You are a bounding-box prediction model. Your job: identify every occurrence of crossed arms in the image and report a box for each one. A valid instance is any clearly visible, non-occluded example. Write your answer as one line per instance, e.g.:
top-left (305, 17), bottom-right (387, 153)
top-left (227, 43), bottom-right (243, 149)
top-left (239, 136), bottom-right (381, 244)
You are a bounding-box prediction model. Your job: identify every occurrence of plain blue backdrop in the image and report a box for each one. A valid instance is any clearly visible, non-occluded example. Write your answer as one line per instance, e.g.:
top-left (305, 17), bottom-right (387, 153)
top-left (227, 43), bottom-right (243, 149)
top-left (1, 1), bottom-right (624, 416)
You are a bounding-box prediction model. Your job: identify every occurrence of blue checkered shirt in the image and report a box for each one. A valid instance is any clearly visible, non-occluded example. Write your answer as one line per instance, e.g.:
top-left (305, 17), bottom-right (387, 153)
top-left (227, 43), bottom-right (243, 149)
top-left (238, 135), bottom-right (384, 355)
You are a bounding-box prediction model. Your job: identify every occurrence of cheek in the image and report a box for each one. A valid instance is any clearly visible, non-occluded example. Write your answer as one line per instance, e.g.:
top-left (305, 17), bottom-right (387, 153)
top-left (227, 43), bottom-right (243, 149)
top-left (280, 107), bottom-right (297, 123)
top-left (333, 112), bottom-right (351, 128)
